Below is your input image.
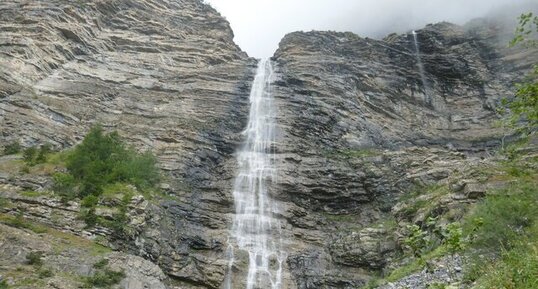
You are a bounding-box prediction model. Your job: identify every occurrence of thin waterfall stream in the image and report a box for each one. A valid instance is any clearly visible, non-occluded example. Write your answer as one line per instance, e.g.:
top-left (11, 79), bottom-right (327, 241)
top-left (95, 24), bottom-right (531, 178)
top-left (225, 59), bottom-right (285, 289)
top-left (412, 30), bottom-right (431, 105)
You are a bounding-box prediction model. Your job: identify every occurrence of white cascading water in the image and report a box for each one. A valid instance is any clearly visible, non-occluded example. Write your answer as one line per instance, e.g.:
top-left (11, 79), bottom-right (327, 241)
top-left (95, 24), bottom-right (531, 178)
top-left (412, 30), bottom-right (430, 104)
top-left (224, 59), bottom-right (285, 289)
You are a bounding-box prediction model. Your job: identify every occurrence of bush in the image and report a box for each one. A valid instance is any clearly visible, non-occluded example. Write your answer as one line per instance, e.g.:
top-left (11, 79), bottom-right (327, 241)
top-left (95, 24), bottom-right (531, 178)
top-left (52, 173), bottom-right (77, 200)
top-left (22, 144), bottom-right (52, 165)
top-left (404, 224), bottom-right (429, 257)
top-left (23, 147), bottom-right (37, 165)
top-left (443, 222), bottom-right (464, 254)
top-left (26, 251), bottom-right (43, 267)
top-left (463, 179), bottom-right (538, 285)
top-left (93, 259), bottom-right (109, 269)
top-left (35, 144), bottom-right (52, 163)
top-left (64, 125), bottom-right (159, 198)
top-left (20, 165), bottom-right (30, 174)
top-left (0, 279), bottom-right (8, 289)
top-left (463, 181), bottom-right (537, 250)
top-left (79, 208), bottom-right (98, 228)
top-left (471, 220), bottom-right (538, 289)
top-left (3, 141), bottom-right (21, 155)
top-left (83, 268), bottom-right (125, 288)
top-left (38, 268), bottom-right (54, 279)
top-left (81, 195), bottom-right (99, 208)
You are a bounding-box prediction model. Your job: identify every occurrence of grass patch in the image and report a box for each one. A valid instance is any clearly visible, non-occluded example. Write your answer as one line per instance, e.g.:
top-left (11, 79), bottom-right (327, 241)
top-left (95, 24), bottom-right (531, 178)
top-left (47, 229), bottom-right (111, 256)
top-left (20, 190), bottom-right (52, 198)
top-left (11, 278), bottom-right (45, 288)
top-left (0, 197), bottom-right (11, 209)
top-left (26, 251), bottom-right (43, 267)
top-left (0, 213), bottom-right (48, 234)
top-left (470, 222), bottom-right (538, 288)
top-left (367, 246), bottom-right (449, 287)
top-left (323, 148), bottom-right (381, 160)
top-left (338, 148), bottom-right (381, 158)
top-left (463, 181), bottom-right (537, 251)
top-left (386, 257), bottom-right (426, 282)
top-left (82, 268), bottom-right (125, 288)
top-left (463, 177), bottom-right (538, 286)
top-left (2, 141), bottom-right (21, 155)
top-left (397, 184), bottom-right (450, 220)
top-left (0, 158), bottom-right (23, 174)
top-left (322, 212), bottom-right (357, 223)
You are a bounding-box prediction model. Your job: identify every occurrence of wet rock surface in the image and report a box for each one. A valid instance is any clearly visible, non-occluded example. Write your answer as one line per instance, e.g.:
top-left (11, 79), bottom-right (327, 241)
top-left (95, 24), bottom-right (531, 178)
top-left (269, 19), bottom-right (537, 288)
top-left (0, 0), bottom-right (253, 288)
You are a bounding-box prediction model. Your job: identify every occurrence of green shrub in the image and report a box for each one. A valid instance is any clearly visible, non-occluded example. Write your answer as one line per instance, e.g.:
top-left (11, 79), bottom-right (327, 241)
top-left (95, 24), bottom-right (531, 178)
top-left (463, 181), bottom-right (537, 250)
top-left (3, 141), bottom-right (21, 155)
top-left (100, 193), bottom-right (132, 236)
top-left (38, 268), bottom-right (53, 279)
top-left (20, 165), bottom-right (30, 174)
top-left (83, 268), bottom-right (125, 288)
top-left (404, 224), bottom-right (429, 257)
top-left (473, 229), bottom-right (538, 289)
top-left (26, 251), bottom-right (43, 267)
top-left (428, 283), bottom-right (447, 289)
top-left (0, 212), bottom-right (47, 234)
top-left (93, 259), bottom-right (109, 269)
top-left (23, 147), bottom-right (37, 165)
top-left (65, 125), bottom-right (159, 197)
top-left (0, 279), bottom-right (8, 289)
top-left (81, 195), bottom-right (99, 208)
top-left (463, 179), bottom-right (538, 285)
top-left (21, 144), bottom-right (52, 165)
top-left (79, 208), bottom-right (98, 228)
top-left (52, 173), bottom-right (77, 200)
top-left (35, 144), bottom-right (52, 163)
top-left (443, 222), bottom-right (464, 254)
top-left (0, 197), bottom-right (8, 209)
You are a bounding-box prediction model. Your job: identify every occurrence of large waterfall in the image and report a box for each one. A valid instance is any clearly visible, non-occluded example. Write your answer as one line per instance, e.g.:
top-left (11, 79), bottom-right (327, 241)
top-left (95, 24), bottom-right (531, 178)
top-left (225, 59), bottom-right (285, 289)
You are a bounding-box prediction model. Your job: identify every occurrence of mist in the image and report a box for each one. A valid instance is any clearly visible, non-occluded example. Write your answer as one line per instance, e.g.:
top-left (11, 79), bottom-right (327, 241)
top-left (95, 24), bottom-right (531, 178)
top-left (205, 0), bottom-right (537, 58)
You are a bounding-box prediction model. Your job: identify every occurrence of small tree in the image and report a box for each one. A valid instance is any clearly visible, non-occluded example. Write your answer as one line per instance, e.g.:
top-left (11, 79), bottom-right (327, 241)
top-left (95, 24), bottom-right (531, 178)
top-left (503, 13), bottom-right (538, 134)
top-left (63, 125), bottom-right (160, 197)
top-left (22, 147), bottom-right (37, 165)
top-left (3, 141), bottom-right (21, 155)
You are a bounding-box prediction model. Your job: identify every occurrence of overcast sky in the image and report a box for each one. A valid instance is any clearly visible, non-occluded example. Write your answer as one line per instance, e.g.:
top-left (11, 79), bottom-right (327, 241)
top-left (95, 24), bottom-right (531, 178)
top-left (205, 0), bottom-right (536, 58)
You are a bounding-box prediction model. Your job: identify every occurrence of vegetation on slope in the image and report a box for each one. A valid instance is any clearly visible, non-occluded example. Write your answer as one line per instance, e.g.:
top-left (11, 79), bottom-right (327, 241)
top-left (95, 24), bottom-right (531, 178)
top-left (367, 12), bottom-right (538, 289)
top-left (503, 12), bottom-right (538, 134)
top-left (57, 125), bottom-right (160, 198)
top-left (0, 125), bottom-right (161, 235)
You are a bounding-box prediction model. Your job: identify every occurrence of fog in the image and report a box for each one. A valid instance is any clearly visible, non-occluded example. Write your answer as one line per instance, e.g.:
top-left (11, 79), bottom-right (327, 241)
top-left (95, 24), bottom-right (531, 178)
top-left (205, 0), bottom-right (537, 58)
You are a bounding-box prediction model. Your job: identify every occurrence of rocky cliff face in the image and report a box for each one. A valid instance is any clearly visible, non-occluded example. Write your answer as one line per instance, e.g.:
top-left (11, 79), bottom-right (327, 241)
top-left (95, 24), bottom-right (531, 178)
top-left (268, 20), bottom-right (537, 288)
top-left (0, 0), bottom-right (255, 288)
top-left (1, 1), bottom-right (536, 289)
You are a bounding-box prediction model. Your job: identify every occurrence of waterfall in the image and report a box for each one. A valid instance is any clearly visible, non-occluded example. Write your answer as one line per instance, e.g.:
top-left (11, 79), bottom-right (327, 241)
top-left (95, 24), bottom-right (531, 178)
top-left (225, 59), bottom-right (285, 289)
top-left (412, 30), bottom-right (431, 105)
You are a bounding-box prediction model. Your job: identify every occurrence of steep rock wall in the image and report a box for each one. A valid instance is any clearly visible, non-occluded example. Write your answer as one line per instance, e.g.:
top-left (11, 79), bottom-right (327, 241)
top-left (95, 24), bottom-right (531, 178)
top-left (269, 20), bottom-right (537, 288)
top-left (0, 0), bottom-right (255, 288)
top-left (1, 1), bottom-right (537, 288)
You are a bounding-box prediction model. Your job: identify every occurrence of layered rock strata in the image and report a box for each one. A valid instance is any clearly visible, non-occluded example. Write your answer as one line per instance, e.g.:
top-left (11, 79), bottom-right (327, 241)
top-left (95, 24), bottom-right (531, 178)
top-left (1, 1), bottom-right (537, 288)
top-left (0, 0), bottom-right (254, 288)
top-left (269, 20), bottom-right (537, 287)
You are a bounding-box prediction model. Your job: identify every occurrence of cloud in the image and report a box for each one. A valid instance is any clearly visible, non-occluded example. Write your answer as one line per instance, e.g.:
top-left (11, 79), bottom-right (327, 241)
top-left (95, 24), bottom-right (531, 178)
top-left (205, 0), bottom-right (537, 58)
